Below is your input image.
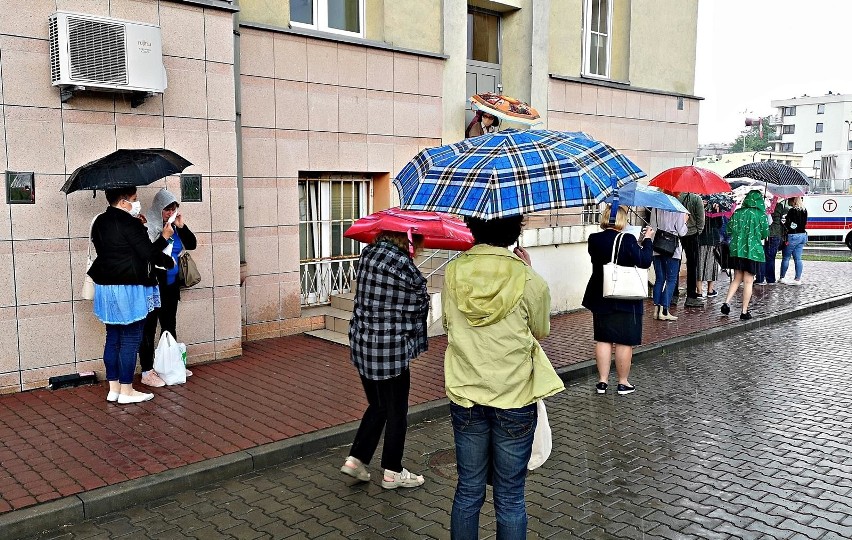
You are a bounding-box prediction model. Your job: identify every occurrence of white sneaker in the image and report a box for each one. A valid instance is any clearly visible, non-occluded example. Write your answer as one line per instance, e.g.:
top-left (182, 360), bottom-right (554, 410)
top-left (779, 277), bottom-right (790, 284)
top-left (381, 468), bottom-right (425, 489)
top-left (790, 279), bottom-right (802, 286)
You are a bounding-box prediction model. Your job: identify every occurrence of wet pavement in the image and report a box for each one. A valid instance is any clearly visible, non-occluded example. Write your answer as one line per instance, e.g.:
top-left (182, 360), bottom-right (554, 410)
top-left (28, 302), bottom-right (852, 539)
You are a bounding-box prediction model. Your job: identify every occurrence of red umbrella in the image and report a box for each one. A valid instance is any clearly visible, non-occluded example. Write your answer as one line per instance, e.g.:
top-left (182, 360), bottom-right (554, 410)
top-left (344, 208), bottom-right (474, 251)
top-left (648, 166), bottom-right (731, 195)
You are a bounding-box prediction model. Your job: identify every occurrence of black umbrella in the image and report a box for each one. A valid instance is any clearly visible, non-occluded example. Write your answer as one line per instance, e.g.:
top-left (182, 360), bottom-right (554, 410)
top-left (724, 161), bottom-right (811, 186)
top-left (60, 149), bottom-right (192, 194)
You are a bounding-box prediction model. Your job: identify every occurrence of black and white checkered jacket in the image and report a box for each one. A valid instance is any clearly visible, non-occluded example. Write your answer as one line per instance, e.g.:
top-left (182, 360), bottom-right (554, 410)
top-left (348, 240), bottom-right (430, 380)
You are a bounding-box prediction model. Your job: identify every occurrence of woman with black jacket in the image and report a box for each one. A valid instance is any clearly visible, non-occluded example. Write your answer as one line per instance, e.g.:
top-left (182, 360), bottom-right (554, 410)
top-left (779, 196), bottom-right (808, 285)
top-left (88, 187), bottom-right (175, 404)
top-left (583, 205), bottom-right (655, 395)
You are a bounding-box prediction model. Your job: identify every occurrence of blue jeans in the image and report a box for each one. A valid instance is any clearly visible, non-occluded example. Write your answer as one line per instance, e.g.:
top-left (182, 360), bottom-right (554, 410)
top-left (103, 319), bottom-right (146, 384)
top-left (780, 233), bottom-right (807, 280)
top-left (756, 236), bottom-right (781, 283)
top-left (450, 403), bottom-right (537, 540)
top-left (652, 256), bottom-right (680, 308)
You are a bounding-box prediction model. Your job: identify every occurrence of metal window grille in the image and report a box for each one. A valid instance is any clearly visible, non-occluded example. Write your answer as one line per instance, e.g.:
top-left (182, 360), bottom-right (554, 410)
top-left (299, 176), bottom-right (370, 305)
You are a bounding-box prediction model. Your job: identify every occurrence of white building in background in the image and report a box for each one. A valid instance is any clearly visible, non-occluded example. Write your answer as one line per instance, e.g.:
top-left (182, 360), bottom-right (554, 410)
top-left (770, 92), bottom-right (852, 154)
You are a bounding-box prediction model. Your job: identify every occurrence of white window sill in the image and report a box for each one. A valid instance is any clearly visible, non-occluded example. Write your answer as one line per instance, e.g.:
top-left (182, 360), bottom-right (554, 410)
top-left (521, 224), bottom-right (599, 247)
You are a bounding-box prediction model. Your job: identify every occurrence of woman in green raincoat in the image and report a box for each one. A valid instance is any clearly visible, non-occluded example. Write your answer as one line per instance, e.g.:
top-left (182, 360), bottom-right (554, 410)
top-left (720, 190), bottom-right (769, 320)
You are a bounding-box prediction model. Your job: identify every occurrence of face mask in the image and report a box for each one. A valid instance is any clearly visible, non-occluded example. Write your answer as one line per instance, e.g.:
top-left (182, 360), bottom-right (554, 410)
top-left (124, 200), bottom-right (142, 217)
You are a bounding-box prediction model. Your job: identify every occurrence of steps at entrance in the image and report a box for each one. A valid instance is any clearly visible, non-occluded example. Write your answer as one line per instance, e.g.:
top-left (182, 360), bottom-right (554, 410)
top-left (304, 249), bottom-right (458, 346)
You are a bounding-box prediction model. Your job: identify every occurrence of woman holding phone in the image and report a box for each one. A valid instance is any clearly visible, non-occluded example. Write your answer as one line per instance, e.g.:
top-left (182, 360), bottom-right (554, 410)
top-left (138, 189), bottom-right (197, 386)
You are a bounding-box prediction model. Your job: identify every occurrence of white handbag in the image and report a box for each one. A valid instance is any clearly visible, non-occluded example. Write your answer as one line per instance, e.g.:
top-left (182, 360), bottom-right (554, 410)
top-left (153, 331), bottom-right (187, 385)
top-left (602, 232), bottom-right (648, 300)
top-left (528, 399), bottom-right (552, 471)
top-left (81, 216), bottom-right (98, 301)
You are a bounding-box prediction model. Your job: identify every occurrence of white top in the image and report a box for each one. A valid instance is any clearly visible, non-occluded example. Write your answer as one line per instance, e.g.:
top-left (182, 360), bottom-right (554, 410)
top-left (650, 209), bottom-right (689, 259)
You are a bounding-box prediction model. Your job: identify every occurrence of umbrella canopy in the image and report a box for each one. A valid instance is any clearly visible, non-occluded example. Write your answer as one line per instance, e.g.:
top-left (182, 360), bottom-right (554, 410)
top-left (394, 129), bottom-right (646, 220)
top-left (604, 182), bottom-right (687, 213)
top-left (471, 92), bottom-right (541, 125)
top-left (726, 177), bottom-right (807, 199)
top-left (344, 208), bottom-right (474, 251)
top-left (60, 149), bottom-right (192, 194)
top-left (725, 161), bottom-right (811, 186)
top-left (648, 166), bottom-right (731, 195)
top-left (702, 192), bottom-right (735, 217)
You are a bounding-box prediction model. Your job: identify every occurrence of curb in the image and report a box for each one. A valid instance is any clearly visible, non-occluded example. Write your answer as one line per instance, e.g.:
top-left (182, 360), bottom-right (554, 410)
top-left (4, 293), bottom-right (851, 538)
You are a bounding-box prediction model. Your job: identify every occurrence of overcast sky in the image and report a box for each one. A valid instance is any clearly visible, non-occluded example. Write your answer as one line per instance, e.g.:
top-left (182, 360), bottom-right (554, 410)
top-left (695, 0), bottom-right (852, 144)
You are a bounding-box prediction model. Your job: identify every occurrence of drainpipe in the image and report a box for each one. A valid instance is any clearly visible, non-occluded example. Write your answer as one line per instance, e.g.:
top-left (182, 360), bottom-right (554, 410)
top-left (232, 2), bottom-right (247, 269)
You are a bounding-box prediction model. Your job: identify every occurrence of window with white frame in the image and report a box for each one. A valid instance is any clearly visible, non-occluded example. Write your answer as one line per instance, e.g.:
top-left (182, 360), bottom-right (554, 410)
top-left (782, 125), bottom-right (795, 134)
top-left (816, 122), bottom-right (824, 133)
top-left (815, 141), bottom-right (822, 151)
top-left (583, 0), bottom-right (612, 78)
top-left (817, 104), bottom-right (825, 114)
top-left (290, 0), bottom-right (364, 37)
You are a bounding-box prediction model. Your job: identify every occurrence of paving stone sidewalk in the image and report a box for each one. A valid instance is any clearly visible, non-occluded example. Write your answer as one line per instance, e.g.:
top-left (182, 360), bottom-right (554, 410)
top-left (28, 302), bottom-right (852, 539)
top-left (0, 261), bottom-right (850, 521)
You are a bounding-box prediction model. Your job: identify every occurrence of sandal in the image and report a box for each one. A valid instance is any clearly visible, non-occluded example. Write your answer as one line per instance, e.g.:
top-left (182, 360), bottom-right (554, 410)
top-left (381, 468), bottom-right (425, 489)
top-left (340, 456), bottom-right (370, 482)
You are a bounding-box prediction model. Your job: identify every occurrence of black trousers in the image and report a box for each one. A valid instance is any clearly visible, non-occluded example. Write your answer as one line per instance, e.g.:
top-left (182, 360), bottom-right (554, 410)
top-left (349, 369), bottom-right (410, 473)
top-left (681, 233), bottom-right (700, 299)
top-left (138, 281), bottom-right (180, 372)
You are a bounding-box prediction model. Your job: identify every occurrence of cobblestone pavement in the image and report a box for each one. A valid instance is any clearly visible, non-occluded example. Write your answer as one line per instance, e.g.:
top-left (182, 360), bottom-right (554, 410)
top-left (31, 303), bottom-right (852, 539)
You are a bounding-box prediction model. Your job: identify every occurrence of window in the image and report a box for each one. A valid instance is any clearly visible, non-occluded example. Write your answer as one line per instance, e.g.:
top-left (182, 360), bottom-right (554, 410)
top-left (290, 0), bottom-right (363, 37)
top-left (467, 9), bottom-right (500, 64)
top-left (677, 97), bottom-right (684, 111)
top-left (782, 106), bottom-right (796, 116)
top-left (583, 0), bottom-right (612, 78)
top-left (848, 140), bottom-right (852, 151)
top-left (816, 123), bottom-right (824, 133)
top-left (781, 125), bottom-right (795, 134)
top-left (299, 176), bottom-right (370, 305)
top-left (813, 159), bottom-right (821, 169)
top-left (817, 104), bottom-right (825, 114)
top-left (781, 143), bottom-right (793, 152)
top-left (815, 141), bottom-right (822, 151)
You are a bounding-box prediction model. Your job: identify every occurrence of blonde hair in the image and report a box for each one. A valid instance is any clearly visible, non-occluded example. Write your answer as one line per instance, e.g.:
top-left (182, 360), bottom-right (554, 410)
top-left (599, 204), bottom-right (629, 231)
top-left (789, 196), bottom-right (804, 208)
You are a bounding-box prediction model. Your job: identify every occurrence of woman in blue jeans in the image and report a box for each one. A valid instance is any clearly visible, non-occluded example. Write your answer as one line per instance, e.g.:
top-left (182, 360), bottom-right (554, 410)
top-left (650, 208), bottom-right (688, 321)
top-left (443, 216), bottom-right (564, 540)
top-left (779, 197), bottom-right (808, 285)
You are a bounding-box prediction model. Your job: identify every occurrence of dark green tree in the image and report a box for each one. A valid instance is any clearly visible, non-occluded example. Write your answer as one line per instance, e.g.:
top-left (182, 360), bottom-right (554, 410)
top-left (729, 118), bottom-right (776, 152)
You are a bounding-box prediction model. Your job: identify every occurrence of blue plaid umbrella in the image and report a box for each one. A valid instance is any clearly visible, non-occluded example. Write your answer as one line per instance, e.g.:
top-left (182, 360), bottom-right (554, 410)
top-left (394, 129), bottom-right (646, 220)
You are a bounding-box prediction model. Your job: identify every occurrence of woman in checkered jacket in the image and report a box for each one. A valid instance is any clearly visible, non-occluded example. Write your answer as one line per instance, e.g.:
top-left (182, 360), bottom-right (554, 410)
top-left (339, 231), bottom-right (431, 490)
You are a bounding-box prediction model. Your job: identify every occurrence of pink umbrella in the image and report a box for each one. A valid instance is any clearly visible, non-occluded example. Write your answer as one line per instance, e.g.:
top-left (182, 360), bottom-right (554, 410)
top-left (344, 208), bottom-right (474, 251)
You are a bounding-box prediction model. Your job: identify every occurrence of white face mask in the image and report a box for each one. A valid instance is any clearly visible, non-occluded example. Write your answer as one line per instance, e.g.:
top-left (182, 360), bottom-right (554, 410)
top-left (124, 200), bottom-right (142, 217)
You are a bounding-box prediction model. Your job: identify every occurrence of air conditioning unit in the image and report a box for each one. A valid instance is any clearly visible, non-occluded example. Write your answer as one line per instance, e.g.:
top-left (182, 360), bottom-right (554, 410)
top-left (49, 11), bottom-right (167, 105)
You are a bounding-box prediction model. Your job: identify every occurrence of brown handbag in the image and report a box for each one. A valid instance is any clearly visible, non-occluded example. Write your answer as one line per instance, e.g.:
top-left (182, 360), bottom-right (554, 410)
top-left (178, 251), bottom-right (201, 288)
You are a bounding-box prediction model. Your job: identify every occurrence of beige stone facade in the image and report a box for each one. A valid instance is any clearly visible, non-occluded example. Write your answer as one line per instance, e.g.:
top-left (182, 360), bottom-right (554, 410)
top-left (0, 0), bottom-right (700, 393)
top-left (237, 27), bottom-right (444, 339)
top-left (0, 0), bottom-right (241, 393)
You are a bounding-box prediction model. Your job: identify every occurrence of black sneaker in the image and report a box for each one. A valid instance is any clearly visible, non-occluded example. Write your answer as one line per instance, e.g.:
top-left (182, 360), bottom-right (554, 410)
top-left (740, 312), bottom-right (752, 321)
top-left (684, 298), bottom-right (704, 308)
top-left (720, 303), bottom-right (730, 315)
top-left (706, 290), bottom-right (718, 298)
top-left (617, 384), bottom-right (636, 395)
top-left (596, 382), bottom-right (608, 394)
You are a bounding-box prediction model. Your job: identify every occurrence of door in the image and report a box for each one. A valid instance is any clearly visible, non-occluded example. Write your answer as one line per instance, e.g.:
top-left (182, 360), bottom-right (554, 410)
top-left (465, 7), bottom-right (502, 129)
top-left (299, 175), bottom-right (370, 305)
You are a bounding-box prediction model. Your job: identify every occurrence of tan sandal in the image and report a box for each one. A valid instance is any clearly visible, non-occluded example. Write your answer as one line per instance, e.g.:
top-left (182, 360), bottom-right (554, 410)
top-left (340, 456), bottom-right (370, 482)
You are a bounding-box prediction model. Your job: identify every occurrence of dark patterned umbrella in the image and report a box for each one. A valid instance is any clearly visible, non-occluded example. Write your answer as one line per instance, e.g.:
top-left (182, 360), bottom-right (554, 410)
top-left (724, 162), bottom-right (811, 186)
top-left (394, 129), bottom-right (645, 219)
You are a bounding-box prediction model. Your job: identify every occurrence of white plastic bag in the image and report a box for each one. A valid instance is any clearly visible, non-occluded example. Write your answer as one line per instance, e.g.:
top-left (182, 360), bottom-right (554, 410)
top-left (153, 331), bottom-right (187, 385)
top-left (527, 399), bottom-right (552, 470)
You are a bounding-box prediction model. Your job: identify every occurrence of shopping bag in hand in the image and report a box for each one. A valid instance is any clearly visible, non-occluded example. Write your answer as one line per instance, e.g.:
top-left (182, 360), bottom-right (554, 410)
top-left (153, 331), bottom-right (187, 385)
top-left (527, 399), bottom-right (552, 470)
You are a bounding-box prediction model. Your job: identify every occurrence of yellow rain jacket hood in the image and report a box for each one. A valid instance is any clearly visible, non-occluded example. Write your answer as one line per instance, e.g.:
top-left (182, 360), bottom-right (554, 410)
top-left (443, 244), bottom-right (565, 409)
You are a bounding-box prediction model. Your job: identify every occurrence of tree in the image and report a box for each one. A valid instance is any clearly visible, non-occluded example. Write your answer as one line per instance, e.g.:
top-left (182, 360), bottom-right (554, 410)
top-left (729, 118), bottom-right (776, 153)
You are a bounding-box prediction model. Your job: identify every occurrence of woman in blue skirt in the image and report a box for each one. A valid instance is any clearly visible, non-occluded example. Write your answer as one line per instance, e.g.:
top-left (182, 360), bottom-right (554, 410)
top-left (88, 186), bottom-right (176, 404)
